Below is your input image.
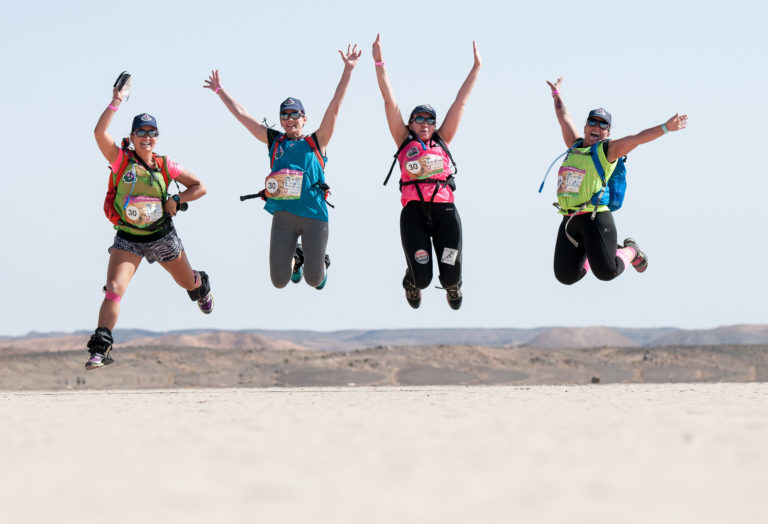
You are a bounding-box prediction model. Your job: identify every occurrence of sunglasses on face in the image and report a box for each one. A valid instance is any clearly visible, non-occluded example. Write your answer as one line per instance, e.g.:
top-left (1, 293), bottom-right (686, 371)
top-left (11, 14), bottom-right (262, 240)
top-left (411, 116), bottom-right (436, 125)
top-left (280, 112), bottom-right (304, 120)
top-left (587, 119), bottom-right (610, 130)
top-left (133, 129), bottom-right (159, 137)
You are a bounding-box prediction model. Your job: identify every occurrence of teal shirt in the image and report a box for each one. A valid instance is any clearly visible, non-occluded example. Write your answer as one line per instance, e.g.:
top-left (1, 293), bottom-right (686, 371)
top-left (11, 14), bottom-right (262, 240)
top-left (265, 130), bottom-right (328, 221)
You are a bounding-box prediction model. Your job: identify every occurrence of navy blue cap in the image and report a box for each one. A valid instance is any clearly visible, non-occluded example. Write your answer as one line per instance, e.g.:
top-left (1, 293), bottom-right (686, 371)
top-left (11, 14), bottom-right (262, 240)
top-left (409, 104), bottom-right (437, 121)
top-left (280, 97), bottom-right (305, 114)
top-left (132, 113), bottom-right (158, 132)
top-left (587, 108), bottom-right (611, 126)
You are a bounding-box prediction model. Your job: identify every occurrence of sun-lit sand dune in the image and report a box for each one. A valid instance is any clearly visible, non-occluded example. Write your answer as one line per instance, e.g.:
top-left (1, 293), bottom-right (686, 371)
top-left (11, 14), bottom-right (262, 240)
top-left (1, 384), bottom-right (766, 524)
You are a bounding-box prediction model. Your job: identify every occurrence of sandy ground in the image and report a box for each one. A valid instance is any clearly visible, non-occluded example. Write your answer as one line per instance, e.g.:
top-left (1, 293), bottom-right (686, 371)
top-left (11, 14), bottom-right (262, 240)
top-left (1, 384), bottom-right (766, 524)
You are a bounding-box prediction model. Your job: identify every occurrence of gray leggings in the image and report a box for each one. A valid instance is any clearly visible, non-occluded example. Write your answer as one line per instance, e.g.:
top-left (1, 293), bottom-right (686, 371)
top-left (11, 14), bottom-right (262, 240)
top-left (270, 211), bottom-right (329, 288)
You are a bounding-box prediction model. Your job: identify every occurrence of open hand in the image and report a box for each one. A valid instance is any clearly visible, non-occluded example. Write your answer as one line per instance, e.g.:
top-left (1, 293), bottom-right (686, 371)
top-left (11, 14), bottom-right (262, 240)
top-left (339, 44), bottom-right (361, 69)
top-left (665, 113), bottom-right (688, 132)
top-left (203, 70), bottom-right (222, 93)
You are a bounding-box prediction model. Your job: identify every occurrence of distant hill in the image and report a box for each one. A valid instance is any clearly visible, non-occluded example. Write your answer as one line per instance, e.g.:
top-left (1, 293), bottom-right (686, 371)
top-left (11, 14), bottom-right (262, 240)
top-left (3, 325), bottom-right (768, 353)
top-left (527, 327), bottom-right (639, 348)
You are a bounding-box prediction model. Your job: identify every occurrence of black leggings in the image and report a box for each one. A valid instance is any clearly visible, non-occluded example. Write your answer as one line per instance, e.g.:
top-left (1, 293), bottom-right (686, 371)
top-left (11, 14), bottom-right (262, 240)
top-left (554, 211), bottom-right (626, 285)
top-left (400, 201), bottom-right (462, 289)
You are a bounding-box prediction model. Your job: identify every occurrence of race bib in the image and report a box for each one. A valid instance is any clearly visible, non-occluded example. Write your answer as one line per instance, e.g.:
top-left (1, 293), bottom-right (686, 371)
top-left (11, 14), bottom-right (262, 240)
top-left (124, 196), bottom-right (163, 226)
top-left (557, 166), bottom-right (586, 197)
top-left (405, 154), bottom-right (445, 180)
top-left (265, 169), bottom-right (304, 200)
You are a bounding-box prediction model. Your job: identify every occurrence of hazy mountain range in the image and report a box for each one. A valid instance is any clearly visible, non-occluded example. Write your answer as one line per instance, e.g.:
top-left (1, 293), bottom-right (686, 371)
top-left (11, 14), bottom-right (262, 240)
top-left (4, 324), bottom-right (768, 353)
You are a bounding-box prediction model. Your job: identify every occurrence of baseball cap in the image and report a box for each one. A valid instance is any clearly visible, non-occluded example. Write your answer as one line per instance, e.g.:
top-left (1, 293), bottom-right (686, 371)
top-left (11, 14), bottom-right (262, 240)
top-left (280, 97), bottom-right (305, 114)
top-left (587, 108), bottom-right (611, 126)
top-left (132, 113), bottom-right (158, 132)
top-left (409, 104), bottom-right (437, 121)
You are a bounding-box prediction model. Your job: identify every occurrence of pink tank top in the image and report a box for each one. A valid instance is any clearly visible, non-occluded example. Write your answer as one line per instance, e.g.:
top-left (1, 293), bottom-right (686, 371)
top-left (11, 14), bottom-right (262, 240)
top-left (397, 139), bottom-right (454, 206)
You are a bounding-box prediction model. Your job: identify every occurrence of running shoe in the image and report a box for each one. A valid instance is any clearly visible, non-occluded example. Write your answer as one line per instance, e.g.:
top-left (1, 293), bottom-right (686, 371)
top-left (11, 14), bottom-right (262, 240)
top-left (622, 238), bottom-right (648, 273)
top-left (402, 276), bottom-right (422, 309)
top-left (197, 292), bottom-right (214, 314)
top-left (445, 286), bottom-right (463, 310)
top-left (315, 254), bottom-right (331, 290)
top-left (85, 350), bottom-right (113, 370)
top-left (85, 328), bottom-right (114, 370)
top-left (291, 244), bottom-right (304, 284)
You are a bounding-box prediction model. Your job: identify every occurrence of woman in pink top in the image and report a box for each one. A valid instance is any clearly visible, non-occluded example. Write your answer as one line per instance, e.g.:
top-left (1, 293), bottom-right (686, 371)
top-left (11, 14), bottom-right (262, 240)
top-left (373, 34), bottom-right (481, 310)
top-left (85, 78), bottom-right (212, 370)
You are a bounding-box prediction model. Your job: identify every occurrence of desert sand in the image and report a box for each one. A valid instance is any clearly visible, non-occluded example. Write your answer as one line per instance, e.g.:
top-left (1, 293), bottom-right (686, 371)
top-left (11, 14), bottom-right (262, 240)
top-left (1, 384), bottom-right (766, 523)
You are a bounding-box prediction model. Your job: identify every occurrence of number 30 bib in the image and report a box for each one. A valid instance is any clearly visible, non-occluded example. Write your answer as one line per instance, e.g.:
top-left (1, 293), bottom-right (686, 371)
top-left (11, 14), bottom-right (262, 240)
top-left (265, 168), bottom-right (304, 200)
top-left (124, 195), bottom-right (163, 225)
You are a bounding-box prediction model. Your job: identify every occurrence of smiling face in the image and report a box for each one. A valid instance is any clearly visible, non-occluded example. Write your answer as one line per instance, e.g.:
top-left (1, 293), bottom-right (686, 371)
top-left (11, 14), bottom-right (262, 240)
top-left (280, 110), bottom-right (307, 138)
top-left (408, 112), bottom-right (436, 142)
top-left (583, 117), bottom-right (610, 146)
top-left (130, 126), bottom-right (158, 154)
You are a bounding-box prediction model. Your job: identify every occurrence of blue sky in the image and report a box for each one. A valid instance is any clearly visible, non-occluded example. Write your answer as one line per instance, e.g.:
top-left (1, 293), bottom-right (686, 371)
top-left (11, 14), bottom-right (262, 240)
top-left (1, 0), bottom-right (765, 336)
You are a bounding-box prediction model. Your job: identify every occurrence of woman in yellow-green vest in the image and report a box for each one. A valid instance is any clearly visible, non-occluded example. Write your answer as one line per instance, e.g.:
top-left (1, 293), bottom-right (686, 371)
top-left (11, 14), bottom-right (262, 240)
top-left (546, 77), bottom-right (687, 285)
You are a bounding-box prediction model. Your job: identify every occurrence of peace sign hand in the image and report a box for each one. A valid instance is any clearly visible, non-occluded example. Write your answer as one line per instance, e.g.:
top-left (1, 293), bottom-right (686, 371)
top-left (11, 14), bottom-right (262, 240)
top-left (546, 77), bottom-right (563, 95)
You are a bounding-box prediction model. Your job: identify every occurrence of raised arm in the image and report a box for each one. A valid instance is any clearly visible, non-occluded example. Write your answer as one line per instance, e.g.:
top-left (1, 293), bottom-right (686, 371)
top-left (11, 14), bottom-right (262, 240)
top-left (438, 41), bottom-right (482, 144)
top-left (547, 77), bottom-right (580, 148)
top-left (372, 34), bottom-right (409, 146)
top-left (314, 43), bottom-right (361, 151)
top-left (94, 85), bottom-right (126, 164)
top-left (204, 70), bottom-right (269, 144)
top-left (606, 114), bottom-right (688, 162)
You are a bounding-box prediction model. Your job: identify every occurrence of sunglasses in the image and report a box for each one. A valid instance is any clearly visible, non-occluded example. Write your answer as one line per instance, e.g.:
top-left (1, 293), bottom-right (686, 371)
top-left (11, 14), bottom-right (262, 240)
top-left (133, 129), bottom-right (159, 137)
top-left (411, 116), bottom-right (436, 125)
top-left (587, 119), bottom-right (610, 130)
top-left (280, 112), bottom-right (304, 120)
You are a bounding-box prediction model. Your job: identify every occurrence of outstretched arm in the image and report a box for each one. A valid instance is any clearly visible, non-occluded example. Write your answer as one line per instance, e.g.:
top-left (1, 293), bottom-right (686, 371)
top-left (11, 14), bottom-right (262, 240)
top-left (94, 85), bottom-right (127, 164)
top-left (372, 34), bottom-right (409, 146)
top-left (606, 114), bottom-right (688, 162)
top-left (438, 41), bottom-right (482, 144)
top-left (547, 77), bottom-right (580, 148)
top-left (204, 70), bottom-right (269, 144)
top-left (315, 44), bottom-right (361, 151)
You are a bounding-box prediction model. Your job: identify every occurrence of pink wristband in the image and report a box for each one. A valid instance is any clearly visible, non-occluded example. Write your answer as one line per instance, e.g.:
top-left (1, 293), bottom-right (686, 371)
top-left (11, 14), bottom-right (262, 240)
top-left (375, 61), bottom-right (385, 66)
top-left (551, 91), bottom-right (559, 96)
top-left (215, 86), bottom-right (222, 94)
top-left (108, 104), bottom-right (118, 111)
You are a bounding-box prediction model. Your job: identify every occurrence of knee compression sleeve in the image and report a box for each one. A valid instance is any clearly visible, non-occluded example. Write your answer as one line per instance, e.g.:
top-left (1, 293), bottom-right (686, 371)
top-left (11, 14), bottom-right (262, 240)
top-left (187, 270), bottom-right (211, 301)
top-left (103, 286), bottom-right (122, 303)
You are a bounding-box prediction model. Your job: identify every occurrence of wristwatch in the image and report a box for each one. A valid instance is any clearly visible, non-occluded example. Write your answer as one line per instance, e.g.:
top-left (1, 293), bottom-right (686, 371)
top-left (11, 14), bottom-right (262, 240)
top-left (172, 194), bottom-right (181, 210)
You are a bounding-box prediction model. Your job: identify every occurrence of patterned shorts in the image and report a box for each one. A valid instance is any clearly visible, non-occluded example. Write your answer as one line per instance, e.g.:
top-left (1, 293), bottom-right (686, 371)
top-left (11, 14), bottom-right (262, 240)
top-left (109, 227), bottom-right (184, 264)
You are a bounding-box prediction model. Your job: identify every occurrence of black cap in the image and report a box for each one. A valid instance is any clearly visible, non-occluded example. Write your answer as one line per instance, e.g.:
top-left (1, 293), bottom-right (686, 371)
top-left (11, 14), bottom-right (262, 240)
top-left (409, 104), bottom-right (437, 121)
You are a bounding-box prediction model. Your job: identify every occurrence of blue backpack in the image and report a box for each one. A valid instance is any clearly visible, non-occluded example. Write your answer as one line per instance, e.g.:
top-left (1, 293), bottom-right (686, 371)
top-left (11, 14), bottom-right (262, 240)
top-left (589, 142), bottom-right (626, 212)
top-left (539, 140), bottom-right (627, 212)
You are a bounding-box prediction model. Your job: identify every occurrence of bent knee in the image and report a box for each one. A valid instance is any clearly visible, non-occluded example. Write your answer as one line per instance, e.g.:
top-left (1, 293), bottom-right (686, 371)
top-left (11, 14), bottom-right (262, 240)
top-left (593, 271), bottom-right (620, 282)
top-left (554, 271), bottom-right (583, 285)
